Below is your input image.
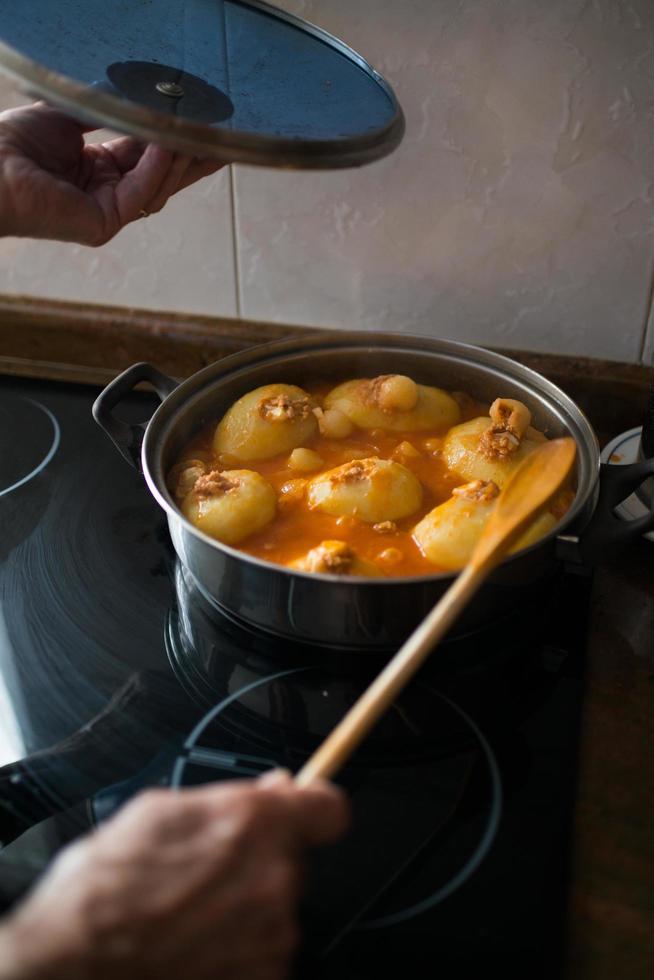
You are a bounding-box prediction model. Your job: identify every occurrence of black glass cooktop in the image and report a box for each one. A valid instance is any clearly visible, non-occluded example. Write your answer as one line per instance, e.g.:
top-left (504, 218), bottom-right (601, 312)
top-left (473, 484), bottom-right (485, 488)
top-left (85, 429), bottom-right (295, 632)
top-left (0, 375), bottom-right (591, 979)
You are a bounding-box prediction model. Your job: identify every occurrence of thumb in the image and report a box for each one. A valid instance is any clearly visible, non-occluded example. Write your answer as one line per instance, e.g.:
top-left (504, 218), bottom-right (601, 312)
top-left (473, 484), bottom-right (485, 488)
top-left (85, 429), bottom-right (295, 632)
top-left (257, 768), bottom-right (293, 787)
top-left (114, 144), bottom-right (174, 224)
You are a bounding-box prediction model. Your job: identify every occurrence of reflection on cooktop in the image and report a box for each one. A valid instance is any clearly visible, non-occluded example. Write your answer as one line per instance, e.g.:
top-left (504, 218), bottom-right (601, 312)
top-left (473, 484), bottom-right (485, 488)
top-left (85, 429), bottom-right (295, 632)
top-left (0, 376), bottom-right (590, 978)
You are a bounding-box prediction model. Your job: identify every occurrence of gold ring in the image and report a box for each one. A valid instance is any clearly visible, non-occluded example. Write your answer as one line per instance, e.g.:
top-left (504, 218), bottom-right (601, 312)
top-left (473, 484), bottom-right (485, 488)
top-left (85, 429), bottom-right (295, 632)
top-left (139, 209), bottom-right (149, 218)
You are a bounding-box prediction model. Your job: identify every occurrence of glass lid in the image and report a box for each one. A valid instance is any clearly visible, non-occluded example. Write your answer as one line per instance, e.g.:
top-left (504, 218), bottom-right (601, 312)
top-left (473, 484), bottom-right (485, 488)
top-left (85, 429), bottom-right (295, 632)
top-left (0, 0), bottom-right (405, 169)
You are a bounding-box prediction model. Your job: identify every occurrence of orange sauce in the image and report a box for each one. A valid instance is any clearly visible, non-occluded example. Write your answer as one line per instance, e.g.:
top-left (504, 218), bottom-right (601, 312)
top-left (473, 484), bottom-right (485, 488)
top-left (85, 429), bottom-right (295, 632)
top-left (177, 385), bottom-right (486, 577)
top-left (243, 430), bottom-right (464, 576)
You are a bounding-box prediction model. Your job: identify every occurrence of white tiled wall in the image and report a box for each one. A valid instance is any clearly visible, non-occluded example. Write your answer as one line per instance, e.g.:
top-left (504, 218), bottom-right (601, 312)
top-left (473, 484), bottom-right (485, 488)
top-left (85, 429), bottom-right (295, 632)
top-left (1, 0), bottom-right (654, 362)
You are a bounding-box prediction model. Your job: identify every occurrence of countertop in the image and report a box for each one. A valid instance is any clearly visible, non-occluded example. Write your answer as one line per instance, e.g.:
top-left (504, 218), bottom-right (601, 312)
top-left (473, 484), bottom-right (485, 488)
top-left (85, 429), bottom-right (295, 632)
top-left (536, 364), bottom-right (654, 980)
top-left (568, 539), bottom-right (654, 979)
top-left (495, 352), bottom-right (654, 979)
top-left (1, 296), bottom-right (653, 978)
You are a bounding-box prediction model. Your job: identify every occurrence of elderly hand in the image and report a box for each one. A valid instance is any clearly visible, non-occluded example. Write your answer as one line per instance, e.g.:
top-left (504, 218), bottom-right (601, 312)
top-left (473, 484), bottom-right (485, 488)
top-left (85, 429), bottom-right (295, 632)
top-left (0, 772), bottom-right (348, 980)
top-left (0, 102), bottom-right (223, 245)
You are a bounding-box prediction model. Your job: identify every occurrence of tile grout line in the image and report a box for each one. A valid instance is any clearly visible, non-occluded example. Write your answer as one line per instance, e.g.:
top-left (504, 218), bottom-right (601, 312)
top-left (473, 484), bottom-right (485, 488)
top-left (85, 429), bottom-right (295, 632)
top-left (638, 259), bottom-right (654, 365)
top-left (219, 0), bottom-right (242, 322)
top-left (229, 166), bottom-right (243, 320)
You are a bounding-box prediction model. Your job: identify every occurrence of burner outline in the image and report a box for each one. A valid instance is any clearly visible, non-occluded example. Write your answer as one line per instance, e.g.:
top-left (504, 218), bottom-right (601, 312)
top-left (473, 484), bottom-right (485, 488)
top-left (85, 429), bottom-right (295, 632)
top-left (171, 668), bottom-right (502, 931)
top-left (355, 687), bottom-right (502, 930)
top-left (0, 398), bottom-right (60, 498)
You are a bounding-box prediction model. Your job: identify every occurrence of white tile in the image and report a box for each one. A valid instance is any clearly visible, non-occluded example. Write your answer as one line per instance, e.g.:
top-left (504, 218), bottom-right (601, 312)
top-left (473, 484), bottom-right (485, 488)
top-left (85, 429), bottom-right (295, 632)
top-left (235, 0), bottom-right (654, 362)
top-left (0, 78), bottom-right (237, 317)
top-left (0, 170), bottom-right (237, 317)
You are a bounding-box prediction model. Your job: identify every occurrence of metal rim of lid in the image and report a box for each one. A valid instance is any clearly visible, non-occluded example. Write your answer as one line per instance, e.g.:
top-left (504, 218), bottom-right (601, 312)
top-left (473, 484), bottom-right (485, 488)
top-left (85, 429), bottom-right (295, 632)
top-left (0, 0), bottom-right (405, 170)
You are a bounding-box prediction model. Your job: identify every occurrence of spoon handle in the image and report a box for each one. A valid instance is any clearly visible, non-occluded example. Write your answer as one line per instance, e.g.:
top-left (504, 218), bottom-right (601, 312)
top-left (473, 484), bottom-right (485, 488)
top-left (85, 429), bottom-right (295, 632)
top-left (295, 437), bottom-right (576, 787)
top-left (294, 562), bottom-right (482, 786)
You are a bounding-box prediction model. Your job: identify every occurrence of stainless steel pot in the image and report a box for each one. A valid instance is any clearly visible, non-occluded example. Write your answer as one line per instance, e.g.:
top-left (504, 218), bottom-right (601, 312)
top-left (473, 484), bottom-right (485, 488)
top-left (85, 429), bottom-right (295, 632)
top-left (93, 333), bottom-right (654, 650)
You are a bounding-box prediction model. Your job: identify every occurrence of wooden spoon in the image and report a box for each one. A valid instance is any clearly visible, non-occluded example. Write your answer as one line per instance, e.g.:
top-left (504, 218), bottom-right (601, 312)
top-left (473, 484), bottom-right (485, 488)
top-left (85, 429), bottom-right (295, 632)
top-left (295, 436), bottom-right (577, 787)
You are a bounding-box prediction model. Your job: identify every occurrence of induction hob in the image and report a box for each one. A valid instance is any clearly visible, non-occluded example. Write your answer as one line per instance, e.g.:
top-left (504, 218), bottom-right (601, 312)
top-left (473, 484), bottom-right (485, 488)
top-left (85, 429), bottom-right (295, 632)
top-left (0, 375), bottom-right (591, 979)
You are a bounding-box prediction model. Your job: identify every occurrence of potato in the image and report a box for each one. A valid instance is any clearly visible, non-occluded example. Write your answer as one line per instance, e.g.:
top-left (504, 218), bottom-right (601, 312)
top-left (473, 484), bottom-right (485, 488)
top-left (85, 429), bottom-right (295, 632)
top-left (442, 417), bottom-right (544, 487)
top-left (277, 478), bottom-right (308, 510)
top-left (376, 546), bottom-right (404, 568)
top-left (213, 384), bottom-right (318, 462)
top-left (181, 469), bottom-right (276, 545)
top-left (393, 440), bottom-right (421, 460)
top-left (290, 540), bottom-right (382, 577)
top-left (324, 375), bottom-right (460, 432)
top-left (167, 458), bottom-right (207, 501)
top-left (288, 447), bottom-right (324, 472)
top-left (413, 491), bottom-right (497, 570)
top-left (317, 407), bottom-right (353, 439)
top-left (514, 511), bottom-right (557, 551)
top-left (307, 457), bottom-right (423, 523)
top-left (414, 480), bottom-right (557, 570)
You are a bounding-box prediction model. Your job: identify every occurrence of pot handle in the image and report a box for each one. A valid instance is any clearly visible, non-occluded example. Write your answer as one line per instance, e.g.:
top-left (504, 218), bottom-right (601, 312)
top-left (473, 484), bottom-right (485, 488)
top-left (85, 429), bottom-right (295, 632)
top-left (557, 458), bottom-right (654, 563)
top-left (93, 362), bottom-right (178, 469)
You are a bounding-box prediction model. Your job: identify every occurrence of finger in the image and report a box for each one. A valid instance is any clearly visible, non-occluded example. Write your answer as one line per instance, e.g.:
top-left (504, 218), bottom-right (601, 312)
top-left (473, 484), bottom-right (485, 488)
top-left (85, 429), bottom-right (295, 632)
top-left (113, 143), bottom-right (175, 224)
top-left (41, 101), bottom-right (105, 136)
top-left (289, 780), bottom-right (351, 846)
top-left (145, 153), bottom-right (193, 214)
top-left (102, 136), bottom-right (148, 173)
top-left (24, 101), bottom-right (90, 133)
top-left (257, 768), bottom-right (292, 787)
top-left (104, 143), bottom-right (221, 195)
top-left (15, 168), bottom-right (107, 245)
top-left (169, 778), bottom-right (349, 849)
top-left (257, 779), bottom-right (351, 847)
top-left (214, 777), bottom-right (350, 845)
top-left (176, 157), bottom-right (225, 192)
top-left (99, 787), bottom-right (214, 854)
top-left (28, 101), bottom-right (108, 143)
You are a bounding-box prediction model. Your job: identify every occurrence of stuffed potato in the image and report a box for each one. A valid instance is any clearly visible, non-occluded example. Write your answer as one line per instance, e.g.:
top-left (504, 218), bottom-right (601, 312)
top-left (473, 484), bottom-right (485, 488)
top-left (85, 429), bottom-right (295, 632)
top-left (213, 384), bottom-right (318, 462)
top-left (413, 479), bottom-right (557, 570)
top-left (181, 469), bottom-right (276, 545)
top-left (307, 456), bottom-right (423, 523)
top-left (291, 540), bottom-right (382, 577)
top-left (324, 375), bottom-right (460, 432)
top-left (443, 414), bottom-right (545, 487)
top-left (170, 377), bottom-right (571, 578)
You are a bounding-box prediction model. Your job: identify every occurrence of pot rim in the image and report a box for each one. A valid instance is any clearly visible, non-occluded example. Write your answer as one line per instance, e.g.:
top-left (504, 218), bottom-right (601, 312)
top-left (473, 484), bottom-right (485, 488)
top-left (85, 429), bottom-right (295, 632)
top-left (141, 331), bottom-right (600, 585)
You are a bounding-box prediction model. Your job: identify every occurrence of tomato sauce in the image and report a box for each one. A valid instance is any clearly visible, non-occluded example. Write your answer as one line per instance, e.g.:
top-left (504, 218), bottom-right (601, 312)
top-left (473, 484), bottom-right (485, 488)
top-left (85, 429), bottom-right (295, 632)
top-left (177, 385), bottom-right (486, 577)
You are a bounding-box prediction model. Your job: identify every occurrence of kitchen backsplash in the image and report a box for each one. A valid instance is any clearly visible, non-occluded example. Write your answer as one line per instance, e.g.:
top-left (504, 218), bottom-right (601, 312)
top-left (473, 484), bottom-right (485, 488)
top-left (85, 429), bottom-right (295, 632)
top-left (0, 0), bottom-right (653, 363)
